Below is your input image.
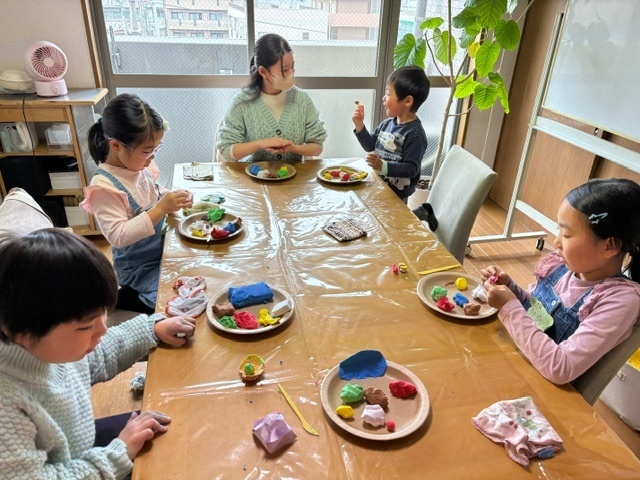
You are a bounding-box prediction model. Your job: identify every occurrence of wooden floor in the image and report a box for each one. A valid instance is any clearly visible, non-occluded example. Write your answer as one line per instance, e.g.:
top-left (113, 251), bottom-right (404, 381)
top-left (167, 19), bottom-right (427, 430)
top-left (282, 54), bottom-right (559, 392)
top-left (90, 197), bottom-right (640, 459)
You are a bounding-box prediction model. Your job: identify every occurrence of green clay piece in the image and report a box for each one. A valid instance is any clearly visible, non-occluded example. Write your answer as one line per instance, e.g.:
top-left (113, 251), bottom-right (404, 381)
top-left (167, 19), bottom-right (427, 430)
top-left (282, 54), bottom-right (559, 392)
top-left (431, 285), bottom-right (448, 301)
top-left (277, 168), bottom-right (288, 178)
top-left (244, 363), bottom-right (255, 375)
top-left (208, 207), bottom-right (226, 223)
top-left (340, 383), bottom-right (364, 403)
top-left (219, 315), bottom-right (237, 329)
top-left (527, 297), bottom-right (554, 332)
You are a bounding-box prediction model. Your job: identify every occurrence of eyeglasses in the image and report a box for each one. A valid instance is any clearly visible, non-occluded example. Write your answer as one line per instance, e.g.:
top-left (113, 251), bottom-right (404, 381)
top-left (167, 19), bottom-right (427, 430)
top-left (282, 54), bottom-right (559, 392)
top-left (105, 135), bottom-right (164, 160)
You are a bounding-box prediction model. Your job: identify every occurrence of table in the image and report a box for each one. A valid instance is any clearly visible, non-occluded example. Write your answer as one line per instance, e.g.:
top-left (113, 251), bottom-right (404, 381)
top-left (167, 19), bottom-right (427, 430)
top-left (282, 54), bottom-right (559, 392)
top-left (133, 159), bottom-right (640, 479)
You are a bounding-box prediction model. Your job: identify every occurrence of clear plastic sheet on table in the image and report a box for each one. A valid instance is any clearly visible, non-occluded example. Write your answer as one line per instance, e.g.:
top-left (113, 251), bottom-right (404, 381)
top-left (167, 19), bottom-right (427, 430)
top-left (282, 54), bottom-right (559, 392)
top-left (132, 160), bottom-right (640, 479)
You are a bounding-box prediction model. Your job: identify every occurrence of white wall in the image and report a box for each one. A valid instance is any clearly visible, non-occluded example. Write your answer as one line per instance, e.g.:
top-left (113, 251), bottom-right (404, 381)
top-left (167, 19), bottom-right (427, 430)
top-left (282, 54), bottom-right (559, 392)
top-left (0, 0), bottom-right (95, 88)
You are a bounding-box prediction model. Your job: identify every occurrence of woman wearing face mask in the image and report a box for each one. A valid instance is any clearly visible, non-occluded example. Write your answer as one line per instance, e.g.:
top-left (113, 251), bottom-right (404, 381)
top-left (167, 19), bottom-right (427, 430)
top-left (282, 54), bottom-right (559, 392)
top-left (216, 33), bottom-right (327, 162)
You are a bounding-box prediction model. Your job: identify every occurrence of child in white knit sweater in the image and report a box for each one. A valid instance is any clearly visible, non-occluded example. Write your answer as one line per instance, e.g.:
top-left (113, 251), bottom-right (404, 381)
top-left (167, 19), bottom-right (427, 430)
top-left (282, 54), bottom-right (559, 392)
top-left (0, 229), bottom-right (196, 479)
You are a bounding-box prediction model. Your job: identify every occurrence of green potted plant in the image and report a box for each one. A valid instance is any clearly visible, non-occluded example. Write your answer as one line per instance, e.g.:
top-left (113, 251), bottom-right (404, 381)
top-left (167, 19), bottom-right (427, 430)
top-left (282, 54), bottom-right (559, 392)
top-left (394, 0), bottom-right (534, 183)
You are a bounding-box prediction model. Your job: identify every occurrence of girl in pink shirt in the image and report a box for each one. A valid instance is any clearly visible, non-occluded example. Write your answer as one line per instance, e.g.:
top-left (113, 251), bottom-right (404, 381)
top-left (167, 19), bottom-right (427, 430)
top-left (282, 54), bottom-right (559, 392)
top-left (482, 178), bottom-right (640, 384)
top-left (81, 94), bottom-right (192, 313)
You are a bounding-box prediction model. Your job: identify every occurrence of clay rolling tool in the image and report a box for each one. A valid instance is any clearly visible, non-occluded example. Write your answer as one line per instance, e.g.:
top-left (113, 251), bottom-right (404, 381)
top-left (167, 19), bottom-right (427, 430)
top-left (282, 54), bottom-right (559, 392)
top-left (417, 264), bottom-right (461, 275)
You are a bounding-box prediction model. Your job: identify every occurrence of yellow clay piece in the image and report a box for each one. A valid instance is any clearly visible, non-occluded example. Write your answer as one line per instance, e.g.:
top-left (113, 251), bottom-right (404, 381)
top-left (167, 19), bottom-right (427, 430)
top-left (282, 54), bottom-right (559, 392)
top-left (455, 277), bottom-right (468, 290)
top-left (258, 308), bottom-right (280, 326)
top-left (335, 405), bottom-right (355, 419)
top-left (323, 172), bottom-right (333, 180)
top-left (191, 229), bottom-right (204, 238)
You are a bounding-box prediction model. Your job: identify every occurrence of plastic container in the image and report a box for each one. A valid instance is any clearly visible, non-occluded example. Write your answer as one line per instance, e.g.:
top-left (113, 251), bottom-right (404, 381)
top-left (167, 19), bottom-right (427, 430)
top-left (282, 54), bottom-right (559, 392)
top-left (64, 206), bottom-right (89, 226)
top-left (49, 171), bottom-right (82, 189)
top-left (600, 348), bottom-right (640, 430)
top-left (0, 122), bottom-right (38, 153)
top-left (45, 124), bottom-right (73, 148)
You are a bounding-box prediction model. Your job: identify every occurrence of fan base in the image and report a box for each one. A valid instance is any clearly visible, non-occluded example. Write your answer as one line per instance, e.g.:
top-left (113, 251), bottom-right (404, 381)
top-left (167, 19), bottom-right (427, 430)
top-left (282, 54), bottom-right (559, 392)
top-left (35, 79), bottom-right (67, 97)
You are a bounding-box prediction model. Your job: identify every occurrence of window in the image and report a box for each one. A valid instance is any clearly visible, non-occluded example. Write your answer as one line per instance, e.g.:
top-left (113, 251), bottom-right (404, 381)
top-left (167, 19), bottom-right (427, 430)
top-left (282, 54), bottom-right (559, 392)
top-left (93, 1), bottom-right (466, 183)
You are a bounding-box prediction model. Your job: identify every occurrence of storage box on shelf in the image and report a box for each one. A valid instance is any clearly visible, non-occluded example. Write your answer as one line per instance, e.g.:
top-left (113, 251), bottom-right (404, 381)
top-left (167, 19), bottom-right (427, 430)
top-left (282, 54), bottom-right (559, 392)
top-left (0, 89), bottom-right (108, 234)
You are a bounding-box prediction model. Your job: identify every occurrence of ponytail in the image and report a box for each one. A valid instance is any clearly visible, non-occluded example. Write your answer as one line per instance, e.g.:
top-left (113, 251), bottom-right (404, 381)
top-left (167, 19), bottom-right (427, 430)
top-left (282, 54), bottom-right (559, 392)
top-left (87, 119), bottom-right (109, 165)
top-left (241, 34), bottom-right (292, 103)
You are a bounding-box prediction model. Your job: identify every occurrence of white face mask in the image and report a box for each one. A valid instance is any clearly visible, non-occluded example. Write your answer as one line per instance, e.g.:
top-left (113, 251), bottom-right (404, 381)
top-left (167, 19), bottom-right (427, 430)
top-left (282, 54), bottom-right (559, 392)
top-left (269, 71), bottom-right (295, 91)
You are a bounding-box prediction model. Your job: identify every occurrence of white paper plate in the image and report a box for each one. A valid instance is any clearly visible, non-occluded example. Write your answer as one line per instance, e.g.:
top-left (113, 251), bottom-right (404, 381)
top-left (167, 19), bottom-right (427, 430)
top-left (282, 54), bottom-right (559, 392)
top-left (317, 165), bottom-right (368, 184)
top-left (320, 360), bottom-right (430, 441)
top-left (206, 285), bottom-right (294, 335)
top-left (177, 211), bottom-right (243, 242)
top-left (245, 161), bottom-right (296, 181)
top-left (417, 272), bottom-right (498, 320)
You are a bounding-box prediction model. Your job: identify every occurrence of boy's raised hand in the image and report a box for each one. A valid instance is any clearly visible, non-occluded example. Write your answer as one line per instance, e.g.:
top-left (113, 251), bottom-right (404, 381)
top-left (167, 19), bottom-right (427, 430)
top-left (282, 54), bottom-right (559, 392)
top-left (365, 152), bottom-right (383, 172)
top-left (119, 411), bottom-right (171, 460)
top-left (154, 315), bottom-right (196, 347)
top-left (352, 102), bottom-right (365, 132)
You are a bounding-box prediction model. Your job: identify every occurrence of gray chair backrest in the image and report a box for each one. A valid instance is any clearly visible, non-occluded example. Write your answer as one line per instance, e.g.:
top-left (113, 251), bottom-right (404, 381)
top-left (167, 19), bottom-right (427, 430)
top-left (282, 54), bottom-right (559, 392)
top-left (572, 323), bottom-right (640, 405)
top-left (427, 145), bottom-right (498, 263)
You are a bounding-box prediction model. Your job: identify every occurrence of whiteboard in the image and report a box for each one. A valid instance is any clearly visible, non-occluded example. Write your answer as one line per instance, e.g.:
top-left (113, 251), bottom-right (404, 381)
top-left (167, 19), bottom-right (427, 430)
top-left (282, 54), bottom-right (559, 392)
top-left (543, 0), bottom-right (640, 143)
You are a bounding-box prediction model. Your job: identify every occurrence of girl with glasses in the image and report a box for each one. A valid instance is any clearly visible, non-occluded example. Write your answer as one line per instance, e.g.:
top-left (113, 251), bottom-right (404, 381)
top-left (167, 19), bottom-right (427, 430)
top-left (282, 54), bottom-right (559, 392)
top-left (216, 33), bottom-right (327, 162)
top-left (82, 93), bottom-right (193, 313)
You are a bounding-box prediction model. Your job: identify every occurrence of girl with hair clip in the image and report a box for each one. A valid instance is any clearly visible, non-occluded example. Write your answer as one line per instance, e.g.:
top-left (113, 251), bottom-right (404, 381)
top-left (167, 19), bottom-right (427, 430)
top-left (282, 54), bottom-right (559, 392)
top-left (216, 33), bottom-right (327, 162)
top-left (482, 178), bottom-right (640, 384)
top-left (81, 93), bottom-right (193, 313)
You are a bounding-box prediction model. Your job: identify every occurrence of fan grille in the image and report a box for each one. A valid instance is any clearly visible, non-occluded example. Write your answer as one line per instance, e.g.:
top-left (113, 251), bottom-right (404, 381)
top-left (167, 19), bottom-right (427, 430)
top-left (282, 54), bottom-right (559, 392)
top-left (30, 46), bottom-right (67, 79)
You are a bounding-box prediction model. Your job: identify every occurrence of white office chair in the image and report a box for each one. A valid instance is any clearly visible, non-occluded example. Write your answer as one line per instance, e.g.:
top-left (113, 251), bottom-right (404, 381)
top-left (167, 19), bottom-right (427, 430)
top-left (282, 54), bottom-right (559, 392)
top-left (414, 145), bottom-right (497, 264)
top-left (572, 324), bottom-right (640, 405)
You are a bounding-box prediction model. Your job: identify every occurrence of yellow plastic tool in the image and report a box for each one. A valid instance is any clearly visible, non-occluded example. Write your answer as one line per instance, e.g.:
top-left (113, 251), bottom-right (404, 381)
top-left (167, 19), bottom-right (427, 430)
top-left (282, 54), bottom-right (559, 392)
top-left (417, 264), bottom-right (461, 275)
top-left (226, 166), bottom-right (239, 178)
top-left (278, 384), bottom-right (319, 436)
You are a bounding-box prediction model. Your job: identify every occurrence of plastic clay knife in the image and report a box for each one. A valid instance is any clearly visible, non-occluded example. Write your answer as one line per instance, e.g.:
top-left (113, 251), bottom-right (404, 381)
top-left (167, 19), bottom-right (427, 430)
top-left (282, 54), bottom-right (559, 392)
top-left (278, 383), bottom-right (319, 436)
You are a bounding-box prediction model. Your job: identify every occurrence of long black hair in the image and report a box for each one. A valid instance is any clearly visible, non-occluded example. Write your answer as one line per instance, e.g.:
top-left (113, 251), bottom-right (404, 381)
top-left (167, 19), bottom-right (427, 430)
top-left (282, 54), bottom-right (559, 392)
top-left (88, 93), bottom-right (165, 165)
top-left (243, 33), bottom-right (292, 102)
top-left (565, 177), bottom-right (640, 282)
top-left (0, 229), bottom-right (118, 342)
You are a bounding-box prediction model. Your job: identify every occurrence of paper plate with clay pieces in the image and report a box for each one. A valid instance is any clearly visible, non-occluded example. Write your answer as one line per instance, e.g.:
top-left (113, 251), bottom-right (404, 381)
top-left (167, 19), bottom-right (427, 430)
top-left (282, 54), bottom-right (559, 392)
top-left (320, 360), bottom-right (430, 441)
top-left (177, 211), bottom-right (243, 242)
top-left (417, 272), bottom-right (498, 320)
top-left (245, 162), bottom-right (296, 181)
top-left (317, 165), bottom-right (368, 184)
top-left (206, 285), bottom-right (295, 335)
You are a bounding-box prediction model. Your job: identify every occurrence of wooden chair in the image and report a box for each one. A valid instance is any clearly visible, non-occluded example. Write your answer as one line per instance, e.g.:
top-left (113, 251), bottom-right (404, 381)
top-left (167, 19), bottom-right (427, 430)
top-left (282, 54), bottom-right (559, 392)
top-left (573, 324), bottom-right (640, 405)
top-left (415, 145), bottom-right (497, 264)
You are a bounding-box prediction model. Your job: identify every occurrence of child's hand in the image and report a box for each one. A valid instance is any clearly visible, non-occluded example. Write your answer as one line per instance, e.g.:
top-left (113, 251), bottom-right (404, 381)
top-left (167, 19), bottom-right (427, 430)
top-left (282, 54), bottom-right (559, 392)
top-left (352, 103), bottom-right (365, 132)
top-left (365, 152), bottom-right (383, 171)
top-left (262, 137), bottom-right (293, 153)
top-left (479, 265), bottom-right (511, 286)
top-left (154, 315), bottom-right (196, 347)
top-left (118, 411), bottom-right (171, 460)
top-left (483, 282), bottom-right (517, 310)
top-left (158, 190), bottom-right (193, 214)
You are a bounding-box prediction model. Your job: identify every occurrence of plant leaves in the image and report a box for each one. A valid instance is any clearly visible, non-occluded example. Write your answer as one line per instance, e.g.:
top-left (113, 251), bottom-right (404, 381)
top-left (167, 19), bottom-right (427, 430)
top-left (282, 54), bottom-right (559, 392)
top-left (420, 17), bottom-right (444, 30)
top-left (452, 7), bottom-right (479, 29)
top-left (475, 0), bottom-right (507, 28)
top-left (468, 41), bottom-right (481, 58)
top-left (475, 40), bottom-right (500, 77)
top-left (455, 75), bottom-right (480, 98)
top-left (474, 84), bottom-right (499, 110)
top-left (394, 34), bottom-right (426, 69)
top-left (496, 84), bottom-right (511, 113)
top-left (495, 19), bottom-right (520, 51)
top-left (434, 30), bottom-right (457, 65)
top-left (487, 72), bottom-right (505, 87)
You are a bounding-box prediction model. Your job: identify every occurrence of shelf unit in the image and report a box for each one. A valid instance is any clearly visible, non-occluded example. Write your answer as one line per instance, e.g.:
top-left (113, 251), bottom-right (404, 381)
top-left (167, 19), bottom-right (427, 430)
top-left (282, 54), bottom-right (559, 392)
top-left (0, 88), bottom-right (108, 235)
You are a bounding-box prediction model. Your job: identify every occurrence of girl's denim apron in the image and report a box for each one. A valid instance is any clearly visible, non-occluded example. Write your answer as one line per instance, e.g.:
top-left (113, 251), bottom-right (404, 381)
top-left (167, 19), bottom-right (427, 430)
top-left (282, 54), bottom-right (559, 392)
top-left (96, 168), bottom-right (164, 309)
top-left (523, 264), bottom-right (593, 344)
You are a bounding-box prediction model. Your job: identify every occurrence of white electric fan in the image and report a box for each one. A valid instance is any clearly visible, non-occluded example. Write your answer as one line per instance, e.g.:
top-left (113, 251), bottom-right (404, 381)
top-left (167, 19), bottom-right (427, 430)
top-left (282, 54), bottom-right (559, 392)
top-left (23, 41), bottom-right (68, 97)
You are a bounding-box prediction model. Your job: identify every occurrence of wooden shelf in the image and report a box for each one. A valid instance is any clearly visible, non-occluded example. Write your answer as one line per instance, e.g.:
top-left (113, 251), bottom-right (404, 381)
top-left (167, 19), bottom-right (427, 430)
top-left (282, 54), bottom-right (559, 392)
top-left (71, 225), bottom-right (102, 236)
top-left (45, 188), bottom-right (84, 197)
top-left (0, 145), bottom-right (75, 159)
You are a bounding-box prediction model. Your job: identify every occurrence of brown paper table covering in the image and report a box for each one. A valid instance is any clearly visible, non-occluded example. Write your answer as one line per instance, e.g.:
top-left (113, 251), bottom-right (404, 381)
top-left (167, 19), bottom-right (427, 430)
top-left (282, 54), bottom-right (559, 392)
top-left (132, 159), bottom-right (640, 479)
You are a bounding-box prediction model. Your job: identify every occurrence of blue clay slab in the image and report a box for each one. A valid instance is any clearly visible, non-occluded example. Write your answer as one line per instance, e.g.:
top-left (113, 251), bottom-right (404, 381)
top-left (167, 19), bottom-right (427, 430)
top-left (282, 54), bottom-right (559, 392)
top-left (228, 282), bottom-right (274, 308)
top-left (339, 350), bottom-right (387, 380)
top-left (453, 292), bottom-right (469, 307)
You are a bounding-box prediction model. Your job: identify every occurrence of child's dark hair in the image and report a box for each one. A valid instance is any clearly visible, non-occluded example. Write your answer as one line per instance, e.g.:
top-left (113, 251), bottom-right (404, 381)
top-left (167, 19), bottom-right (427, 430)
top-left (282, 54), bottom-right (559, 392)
top-left (565, 177), bottom-right (640, 282)
top-left (387, 66), bottom-right (431, 113)
top-left (0, 229), bottom-right (118, 342)
top-left (244, 33), bottom-right (292, 102)
top-left (88, 93), bottom-right (165, 165)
